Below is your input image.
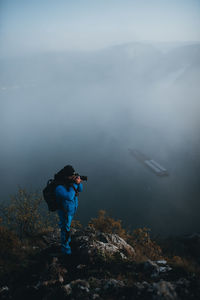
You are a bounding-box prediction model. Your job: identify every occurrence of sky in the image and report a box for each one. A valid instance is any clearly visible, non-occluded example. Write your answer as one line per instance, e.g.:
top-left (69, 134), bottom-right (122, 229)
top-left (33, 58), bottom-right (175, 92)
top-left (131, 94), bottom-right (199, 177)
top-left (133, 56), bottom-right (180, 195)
top-left (1, 0), bottom-right (200, 56)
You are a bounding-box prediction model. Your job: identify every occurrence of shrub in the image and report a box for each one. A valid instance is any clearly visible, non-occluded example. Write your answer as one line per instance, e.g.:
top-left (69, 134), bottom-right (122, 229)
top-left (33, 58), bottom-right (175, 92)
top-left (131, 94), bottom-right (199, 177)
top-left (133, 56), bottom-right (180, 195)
top-left (127, 227), bottom-right (163, 261)
top-left (168, 255), bottom-right (200, 275)
top-left (71, 219), bottom-right (82, 229)
top-left (88, 210), bottom-right (127, 238)
top-left (0, 226), bottom-right (22, 260)
top-left (0, 187), bottom-right (58, 239)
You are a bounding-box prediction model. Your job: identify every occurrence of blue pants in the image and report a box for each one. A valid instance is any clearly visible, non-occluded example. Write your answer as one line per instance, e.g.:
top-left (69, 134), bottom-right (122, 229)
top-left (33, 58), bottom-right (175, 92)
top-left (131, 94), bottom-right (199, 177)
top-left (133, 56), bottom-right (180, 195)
top-left (57, 210), bottom-right (74, 254)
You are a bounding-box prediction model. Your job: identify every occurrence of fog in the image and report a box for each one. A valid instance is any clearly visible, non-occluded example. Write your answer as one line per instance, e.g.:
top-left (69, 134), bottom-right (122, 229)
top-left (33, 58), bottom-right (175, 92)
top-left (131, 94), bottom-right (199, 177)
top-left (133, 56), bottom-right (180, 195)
top-left (1, 42), bottom-right (200, 236)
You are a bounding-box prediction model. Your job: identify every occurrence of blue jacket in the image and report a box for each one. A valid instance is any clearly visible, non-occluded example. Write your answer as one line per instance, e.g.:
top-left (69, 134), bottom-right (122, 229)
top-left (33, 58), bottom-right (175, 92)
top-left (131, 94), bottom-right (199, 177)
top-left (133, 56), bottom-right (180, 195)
top-left (55, 183), bottom-right (83, 216)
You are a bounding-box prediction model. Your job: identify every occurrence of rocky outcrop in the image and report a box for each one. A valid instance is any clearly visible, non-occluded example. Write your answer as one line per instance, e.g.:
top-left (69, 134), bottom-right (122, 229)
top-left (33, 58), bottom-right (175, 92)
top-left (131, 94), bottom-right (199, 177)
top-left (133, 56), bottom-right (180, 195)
top-left (72, 227), bottom-right (135, 262)
top-left (1, 227), bottom-right (200, 299)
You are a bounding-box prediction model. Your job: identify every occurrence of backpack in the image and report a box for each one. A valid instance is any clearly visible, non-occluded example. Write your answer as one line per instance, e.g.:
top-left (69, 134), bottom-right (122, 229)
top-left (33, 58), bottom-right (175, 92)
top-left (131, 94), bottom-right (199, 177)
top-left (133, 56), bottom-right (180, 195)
top-left (43, 179), bottom-right (59, 212)
top-left (43, 178), bottom-right (79, 212)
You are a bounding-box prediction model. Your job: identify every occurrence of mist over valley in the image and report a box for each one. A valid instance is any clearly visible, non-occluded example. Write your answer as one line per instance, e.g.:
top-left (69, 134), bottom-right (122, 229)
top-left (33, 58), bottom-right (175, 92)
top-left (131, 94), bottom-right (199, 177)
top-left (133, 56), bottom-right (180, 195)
top-left (1, 41), bottom-right (200, 236)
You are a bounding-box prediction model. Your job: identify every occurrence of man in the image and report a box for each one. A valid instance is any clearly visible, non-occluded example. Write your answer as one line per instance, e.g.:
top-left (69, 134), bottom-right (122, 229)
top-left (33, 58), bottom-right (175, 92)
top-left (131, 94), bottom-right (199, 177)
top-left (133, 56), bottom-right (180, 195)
top-left (55, 165), bottom-right (83, 255)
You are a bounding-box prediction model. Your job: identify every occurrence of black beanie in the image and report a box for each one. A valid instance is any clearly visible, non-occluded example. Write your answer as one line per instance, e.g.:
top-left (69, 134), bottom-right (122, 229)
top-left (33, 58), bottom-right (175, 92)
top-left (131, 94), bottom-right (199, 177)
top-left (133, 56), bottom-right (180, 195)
top-left (63, 165), bottom-right (75, 176)
top-left (54, 165), bottom-right (75, 181)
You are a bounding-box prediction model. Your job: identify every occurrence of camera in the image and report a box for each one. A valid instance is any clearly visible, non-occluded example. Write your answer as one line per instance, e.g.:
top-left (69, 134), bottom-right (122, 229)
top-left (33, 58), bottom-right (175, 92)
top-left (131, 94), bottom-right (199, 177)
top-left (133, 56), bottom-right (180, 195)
top-left (74, 173), bottom-right (87, 181)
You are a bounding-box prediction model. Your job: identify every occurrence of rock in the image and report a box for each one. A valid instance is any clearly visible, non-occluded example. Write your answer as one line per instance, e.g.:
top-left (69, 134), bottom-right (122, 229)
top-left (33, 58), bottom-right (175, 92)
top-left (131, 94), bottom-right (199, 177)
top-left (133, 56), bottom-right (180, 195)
top-left (144, 259), bottom-right (160, 277)
top-left (97, 232), bottom-right (136, 257)
top-left (73, 228), bottom-right (135, 263)
top-left (38, 256), bottom-right (67, 286)
top-left (103, 278), bottom-right (125, 290)
top-left (156, 260), bottom-right (167, 264)
top-left (156, 260), bottom-right (172, 273)
top-left (152, 280), bottom-right (178, 300)
top-left (176, 277), bottom-right (190, 288)
top-left (64, 279), bottom-right (90, 298)
top-left (42, 229), bottom-right (60, 245)
top-left (0, 286), bottom-right (9, 293)
top-left (92, 293), bottom-right (100, 299)
top-left (132, 280), bottom-right (178, 300)
top-left (175, 278), bottom-right (190, 297)
top-left (77, 264), bottom-right (87, 269)
top-left (63, 283), bottom-right (72, 295)
top-left (144, 259), bottom-right (172, 278)
top-left (0, 286), bottom-right (9, 299)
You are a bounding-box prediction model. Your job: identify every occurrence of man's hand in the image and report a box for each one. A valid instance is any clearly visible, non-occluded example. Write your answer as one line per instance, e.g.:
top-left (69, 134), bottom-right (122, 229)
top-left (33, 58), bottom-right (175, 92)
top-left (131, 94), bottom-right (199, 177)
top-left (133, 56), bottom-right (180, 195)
top-left (74, 175), bottom-right (82, 184)
top-left (67, 174), bottom-right (82, 184)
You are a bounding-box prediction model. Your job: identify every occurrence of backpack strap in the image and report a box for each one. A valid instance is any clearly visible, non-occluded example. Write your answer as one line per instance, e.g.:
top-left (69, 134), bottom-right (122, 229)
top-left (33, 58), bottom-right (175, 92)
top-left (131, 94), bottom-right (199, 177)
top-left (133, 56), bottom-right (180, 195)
top-left (71, 185), bottom-right (79, 196)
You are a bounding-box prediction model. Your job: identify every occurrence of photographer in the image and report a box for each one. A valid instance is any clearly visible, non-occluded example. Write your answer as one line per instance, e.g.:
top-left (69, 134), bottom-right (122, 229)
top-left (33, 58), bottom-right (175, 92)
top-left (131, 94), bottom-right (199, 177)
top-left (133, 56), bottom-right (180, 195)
top-left (54, 165), bottom-right (84, 255)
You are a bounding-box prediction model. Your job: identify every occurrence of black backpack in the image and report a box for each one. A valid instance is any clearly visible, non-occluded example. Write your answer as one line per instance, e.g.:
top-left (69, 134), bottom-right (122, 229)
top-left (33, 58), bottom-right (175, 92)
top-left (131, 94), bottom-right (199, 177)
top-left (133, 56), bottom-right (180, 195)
top-left (43, 179), bottom-right (60, 212)
top-left (43, 178), bottom-right (79, 212)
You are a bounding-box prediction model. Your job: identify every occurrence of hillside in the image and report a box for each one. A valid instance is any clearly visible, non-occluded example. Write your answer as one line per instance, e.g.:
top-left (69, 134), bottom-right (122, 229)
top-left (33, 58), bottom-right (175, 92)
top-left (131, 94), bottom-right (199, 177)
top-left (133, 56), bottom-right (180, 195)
top-left (1, 216), bottom-right (200, 299)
